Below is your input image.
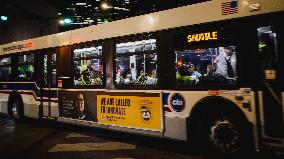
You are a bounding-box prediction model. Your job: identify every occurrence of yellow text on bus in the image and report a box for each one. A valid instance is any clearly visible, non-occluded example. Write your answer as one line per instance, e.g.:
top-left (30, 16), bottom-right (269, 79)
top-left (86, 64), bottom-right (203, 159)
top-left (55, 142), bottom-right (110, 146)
top-left (187, 31), bottom-right (218, 43)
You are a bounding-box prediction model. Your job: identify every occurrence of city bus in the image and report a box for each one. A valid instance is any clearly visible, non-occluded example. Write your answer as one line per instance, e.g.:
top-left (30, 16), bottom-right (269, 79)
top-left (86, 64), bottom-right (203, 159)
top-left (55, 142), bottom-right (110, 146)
top-left (0, 0), bottom-right (283, 155)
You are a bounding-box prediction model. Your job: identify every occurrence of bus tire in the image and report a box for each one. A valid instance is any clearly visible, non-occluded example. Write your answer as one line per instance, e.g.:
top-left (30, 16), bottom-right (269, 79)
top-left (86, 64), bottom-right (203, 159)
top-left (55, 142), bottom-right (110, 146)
top-left (8, 92), bottom-right (25, 121)
top-left (195, 109), bottom-right (253, 157)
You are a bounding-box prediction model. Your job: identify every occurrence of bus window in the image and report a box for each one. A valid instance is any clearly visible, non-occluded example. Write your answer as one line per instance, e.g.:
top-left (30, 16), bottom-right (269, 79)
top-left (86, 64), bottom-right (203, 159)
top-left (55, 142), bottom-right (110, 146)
top-left (73, 45), bottom-right (103, 86)
top-left (0, 57), bottom-right (11, 81)
top-left (115, 39), bottom-right (157, 85)
top-left (17, 54), bottom-right (34, 80)
top-left (175, 46), bottom-right (237, 85)
top-left (257, 26), bottom-right (279, 80)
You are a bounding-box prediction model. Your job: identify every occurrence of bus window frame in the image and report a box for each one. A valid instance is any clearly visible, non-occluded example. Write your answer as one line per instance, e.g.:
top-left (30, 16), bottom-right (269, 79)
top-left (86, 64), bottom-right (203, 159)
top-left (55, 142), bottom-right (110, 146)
top-left (113, 33), bottom-right (160, 90)
top-left (71, 41), bottom-right (106, 89)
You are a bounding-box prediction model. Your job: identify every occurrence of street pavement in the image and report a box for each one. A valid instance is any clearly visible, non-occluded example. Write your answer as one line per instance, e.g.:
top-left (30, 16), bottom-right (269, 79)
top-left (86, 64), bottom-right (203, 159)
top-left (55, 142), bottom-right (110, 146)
top-left (0, 114), bottom-right (202, 159)
top-left (0, 114), bottom-right (281, 159)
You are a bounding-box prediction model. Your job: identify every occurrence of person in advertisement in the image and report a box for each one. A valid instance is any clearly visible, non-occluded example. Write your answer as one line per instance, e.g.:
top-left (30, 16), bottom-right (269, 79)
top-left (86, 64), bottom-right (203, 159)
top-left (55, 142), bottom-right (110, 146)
top-left (75, 92), bottom-right (90, 120)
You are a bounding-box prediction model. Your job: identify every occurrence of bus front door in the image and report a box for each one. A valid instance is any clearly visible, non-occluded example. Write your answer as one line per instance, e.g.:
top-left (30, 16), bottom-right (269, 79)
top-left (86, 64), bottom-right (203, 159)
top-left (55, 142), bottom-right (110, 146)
top-left (257, 24), bottom-right (284, 145)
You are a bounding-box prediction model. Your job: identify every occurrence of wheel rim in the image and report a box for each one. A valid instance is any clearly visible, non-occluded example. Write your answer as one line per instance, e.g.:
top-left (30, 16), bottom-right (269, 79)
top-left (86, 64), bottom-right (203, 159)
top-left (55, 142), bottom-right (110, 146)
top-left (12, 101), bottom-right (20, 119)
top-left (209, 119), bottom-right (241, 153)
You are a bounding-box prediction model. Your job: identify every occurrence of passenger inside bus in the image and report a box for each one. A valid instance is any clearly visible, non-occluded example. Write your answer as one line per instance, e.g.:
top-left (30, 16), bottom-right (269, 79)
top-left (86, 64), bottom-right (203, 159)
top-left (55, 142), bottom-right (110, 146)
top-left (121, 68), bottom-right (133, 85)
top-left (175, 46), bottom-right (237, 85)
top-left (176, 65), bottom-right (192, 85)
top-left (17, 65), bottom-right (34, 79)
top-left (145, 69), bottom-right (157, 85)
top-left (136, 70), bottom-right (146, 84)
top-left (74, 62), bottom-right (103, 85)
top-left (188, 64), bottom-right (202, 83)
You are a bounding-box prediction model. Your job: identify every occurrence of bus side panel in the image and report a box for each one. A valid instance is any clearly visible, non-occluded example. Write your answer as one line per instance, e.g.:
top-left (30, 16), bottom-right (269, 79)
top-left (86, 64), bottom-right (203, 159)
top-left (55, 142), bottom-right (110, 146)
top-left (163, 91), bottom-right (209, 141)
top-left (162, 89), bottom-right (256, 141)
top-left (21, 93), bottom-right (39, 119)
top-left (42, 101), bottom-right (59, 118)
top-left (164, 116), bottom-right (187, 141)
top-left (0, 93), bottom-right (9, 114)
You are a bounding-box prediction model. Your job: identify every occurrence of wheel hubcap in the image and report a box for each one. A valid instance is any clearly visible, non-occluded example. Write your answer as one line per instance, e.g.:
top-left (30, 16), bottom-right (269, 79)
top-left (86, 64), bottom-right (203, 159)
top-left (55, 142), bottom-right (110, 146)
top-left (12, 102), bottom-right (20, 119)
top-left (209, 119), bottom-right (240, 153)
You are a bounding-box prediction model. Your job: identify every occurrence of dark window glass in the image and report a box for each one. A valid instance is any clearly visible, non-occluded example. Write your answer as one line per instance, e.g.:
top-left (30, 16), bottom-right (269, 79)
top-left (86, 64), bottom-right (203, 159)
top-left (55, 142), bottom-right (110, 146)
top-left (115, 39), bottom-right (157, 85)
top-left (0, 57), bottom-right (11, 65)
top-left (73, 45), bottom-right (103, 85)
top-left (18, 54), bottom-right (34, 63)
top-left (257, 26), bottom-right (279, 80)
top-left (0, 66), bottom-right (11, 81)
top-left (0, 57), bottom-right (11, 81)
top-left (175, 46), bottom-right (237, 85)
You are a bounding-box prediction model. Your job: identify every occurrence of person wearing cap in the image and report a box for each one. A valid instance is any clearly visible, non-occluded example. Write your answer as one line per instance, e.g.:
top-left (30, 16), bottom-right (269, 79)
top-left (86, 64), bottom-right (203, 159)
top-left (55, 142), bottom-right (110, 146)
top-left (188, 64), bottom-right (201, 83)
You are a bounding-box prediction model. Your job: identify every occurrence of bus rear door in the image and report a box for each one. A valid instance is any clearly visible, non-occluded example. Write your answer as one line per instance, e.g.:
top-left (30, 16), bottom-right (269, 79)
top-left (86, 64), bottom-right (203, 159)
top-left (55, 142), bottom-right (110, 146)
top-left (40, 50), bottom-right (57, 118)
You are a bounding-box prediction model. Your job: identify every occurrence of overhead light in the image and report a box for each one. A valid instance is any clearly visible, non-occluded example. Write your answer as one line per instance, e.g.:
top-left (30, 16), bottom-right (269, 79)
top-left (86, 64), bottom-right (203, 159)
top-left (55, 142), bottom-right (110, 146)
top-left (76, 3), bottom-right (87, 5)
top-left (64, 18), bottom-right (72, 24)
top-left (59, 20), bottom-right (65, 24)
top-left (100, 1), bottom-right (112, 10)
top-left (66, 8), bottom-right (76, 10)
top-left (0, 16), bottom-right (8, 21)
top-left (84, 19), bottom-right (94, 22)
top-left (114, 7), bottom-right (129, 11)
top-left (58, 13), bottom-right (62, 15)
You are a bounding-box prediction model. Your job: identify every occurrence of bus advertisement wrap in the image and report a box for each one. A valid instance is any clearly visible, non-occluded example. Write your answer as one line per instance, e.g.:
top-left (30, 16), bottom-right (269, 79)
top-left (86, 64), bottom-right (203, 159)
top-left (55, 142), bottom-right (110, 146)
top-left (59, 91), bottom-right (98, 121)
top-left (97, 92), bottom-right (163, 131)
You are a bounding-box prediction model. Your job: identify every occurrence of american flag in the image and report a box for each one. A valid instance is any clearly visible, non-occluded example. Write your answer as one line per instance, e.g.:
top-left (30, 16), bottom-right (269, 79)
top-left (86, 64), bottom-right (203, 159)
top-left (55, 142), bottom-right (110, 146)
top-left (221, 0), bottom-right (238, 15)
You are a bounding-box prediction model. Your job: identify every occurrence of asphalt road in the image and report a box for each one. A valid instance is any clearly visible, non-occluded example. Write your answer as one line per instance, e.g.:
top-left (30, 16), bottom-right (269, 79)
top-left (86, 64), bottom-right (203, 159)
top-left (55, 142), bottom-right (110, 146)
top-left (0, 115), bottom-right (281, 159)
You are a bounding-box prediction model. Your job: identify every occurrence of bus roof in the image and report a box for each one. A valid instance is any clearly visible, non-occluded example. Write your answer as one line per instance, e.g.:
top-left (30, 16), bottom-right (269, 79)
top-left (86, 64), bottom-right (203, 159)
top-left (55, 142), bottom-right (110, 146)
top-left (0, 0), bottom-right (283, 55)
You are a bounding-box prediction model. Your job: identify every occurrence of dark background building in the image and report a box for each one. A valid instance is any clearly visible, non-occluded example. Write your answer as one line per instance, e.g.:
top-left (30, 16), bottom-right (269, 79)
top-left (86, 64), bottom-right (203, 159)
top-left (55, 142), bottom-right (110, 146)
top-left (0, 0), bottom-right (208, 45)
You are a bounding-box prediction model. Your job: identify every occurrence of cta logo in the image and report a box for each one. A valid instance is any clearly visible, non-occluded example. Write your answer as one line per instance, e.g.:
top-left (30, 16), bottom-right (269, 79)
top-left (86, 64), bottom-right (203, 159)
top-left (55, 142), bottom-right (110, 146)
top-left (170, 93), bottom-right (185, 112)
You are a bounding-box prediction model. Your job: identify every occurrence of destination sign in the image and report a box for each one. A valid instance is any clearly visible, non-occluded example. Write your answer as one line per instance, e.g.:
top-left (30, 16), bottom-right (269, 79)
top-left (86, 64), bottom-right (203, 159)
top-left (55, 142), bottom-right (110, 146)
top-left (187, 31), bottom-right (218, 43)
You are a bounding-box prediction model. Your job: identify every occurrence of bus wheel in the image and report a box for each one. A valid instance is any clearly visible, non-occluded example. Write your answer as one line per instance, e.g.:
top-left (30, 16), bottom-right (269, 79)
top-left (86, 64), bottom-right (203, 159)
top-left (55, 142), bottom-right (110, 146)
top-left (197, 111), bottom-right (252, 156)
top-left (209, 118), bottom-right (241, 154)
top-left (8, 92), bottom-right (24, 121)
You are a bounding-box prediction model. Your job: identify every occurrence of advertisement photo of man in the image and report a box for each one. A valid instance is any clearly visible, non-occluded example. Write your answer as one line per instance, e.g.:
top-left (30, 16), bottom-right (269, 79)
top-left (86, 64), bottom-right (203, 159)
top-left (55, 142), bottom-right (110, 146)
top-left (75, 92), bottom-right (89, 120)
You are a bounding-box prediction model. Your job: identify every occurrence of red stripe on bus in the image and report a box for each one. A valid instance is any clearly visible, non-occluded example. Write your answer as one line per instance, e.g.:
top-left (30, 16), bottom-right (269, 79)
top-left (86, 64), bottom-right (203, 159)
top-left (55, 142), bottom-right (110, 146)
top-left (164, 107), bottom-right (172, 112)
top-left (0, 91), bottom-right (58, 103)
